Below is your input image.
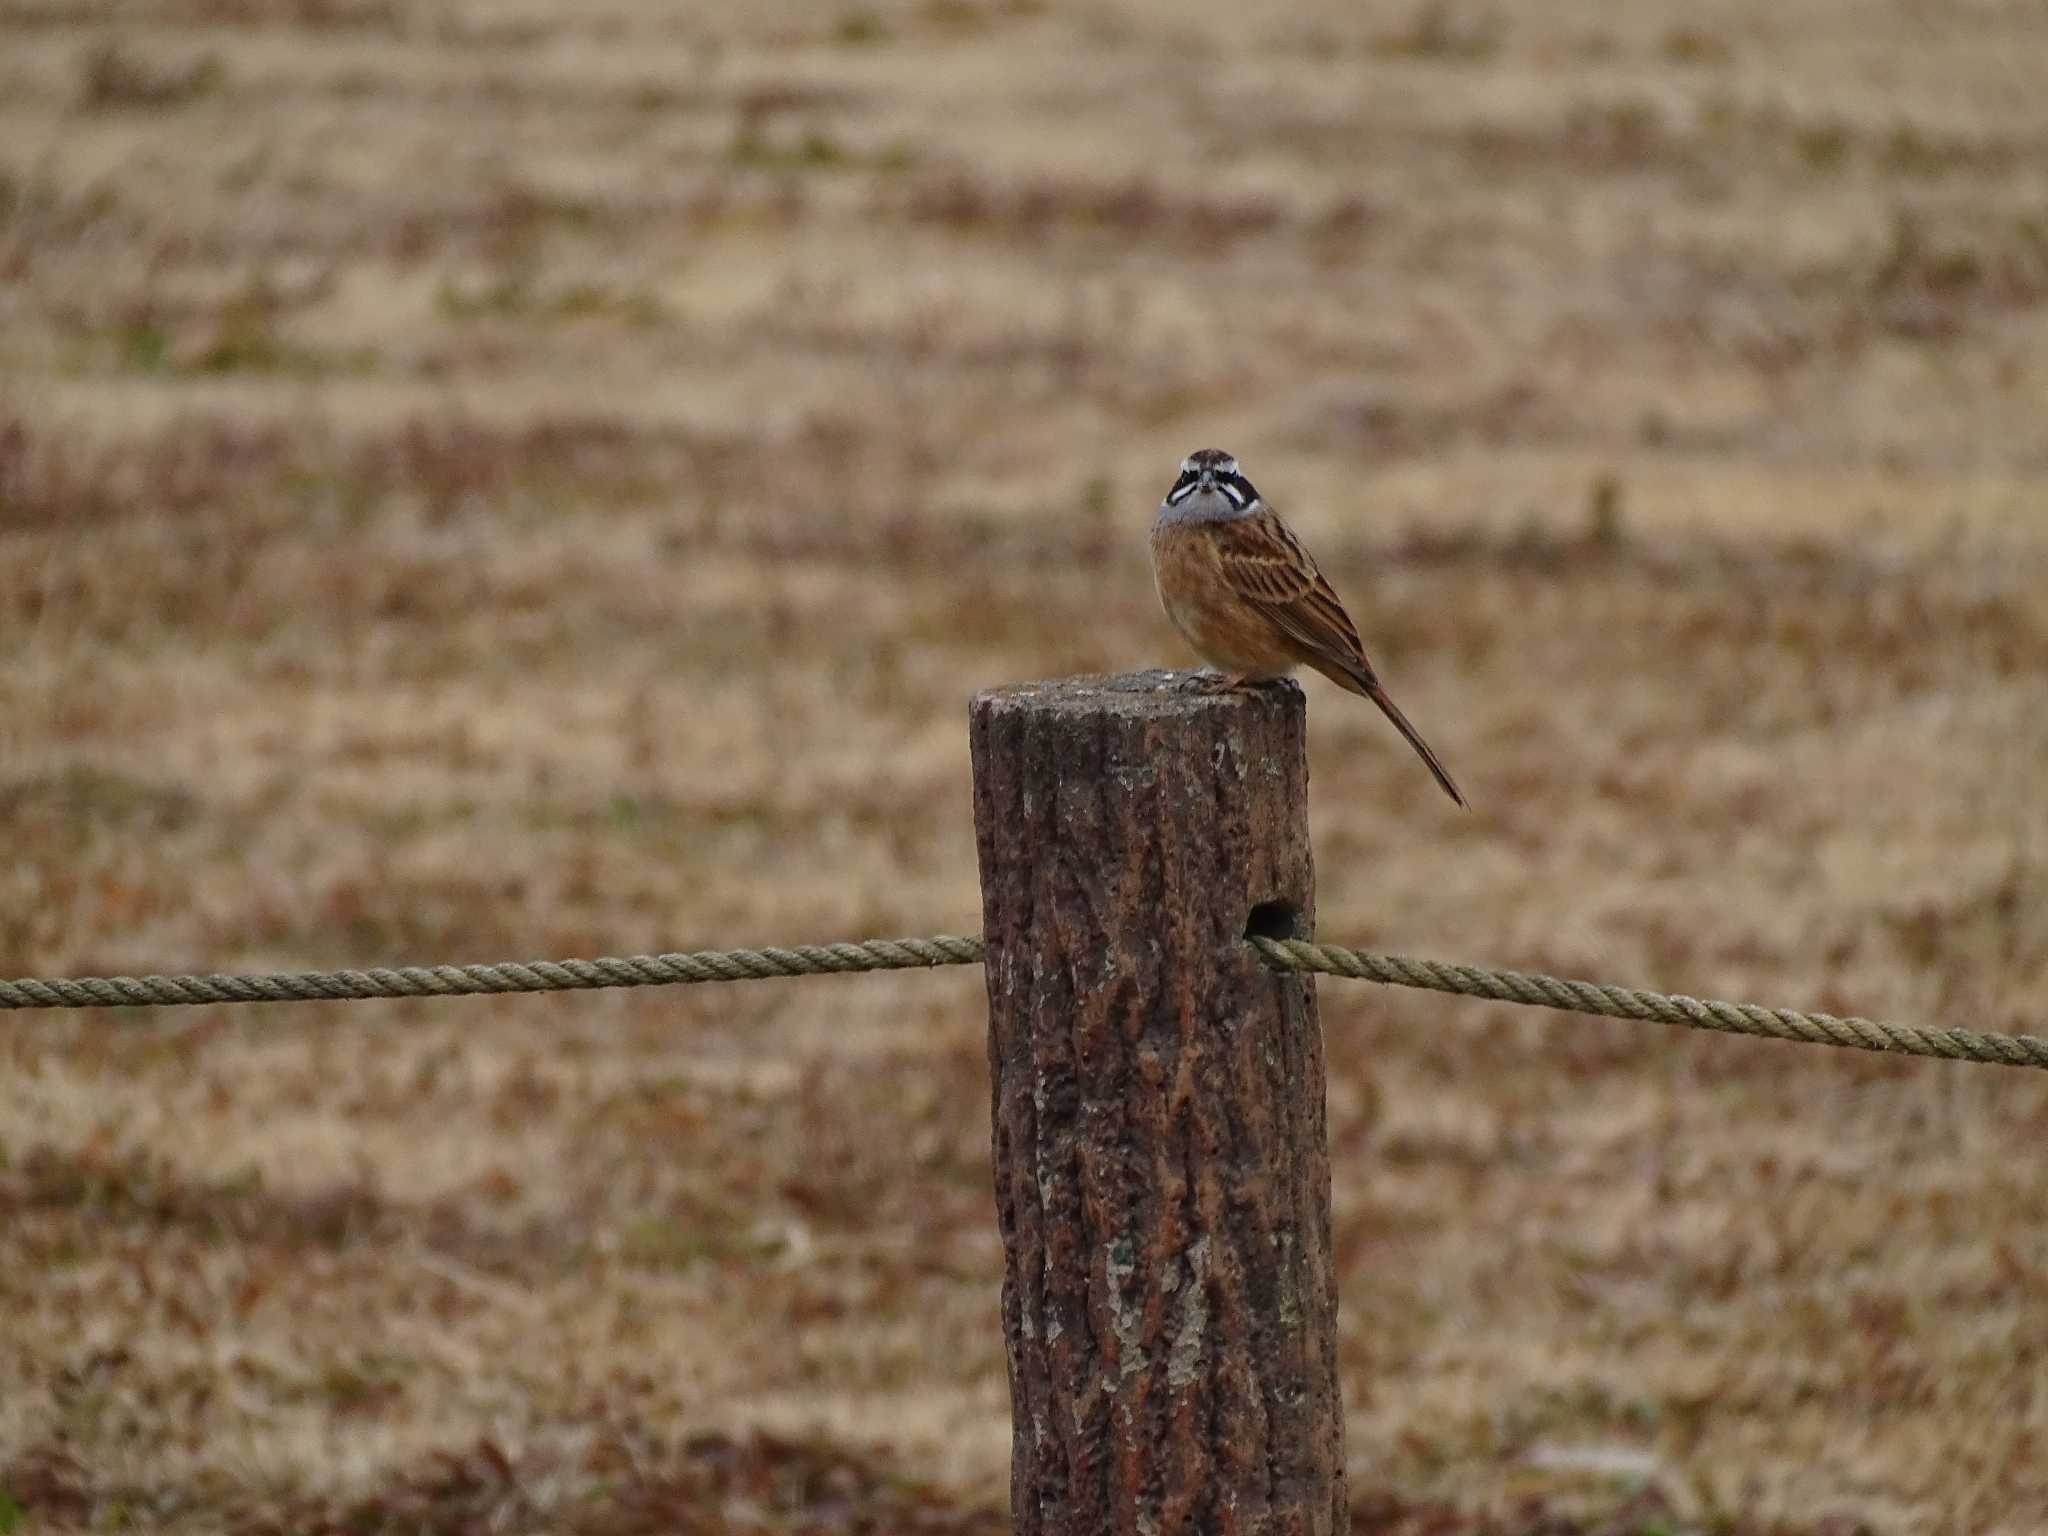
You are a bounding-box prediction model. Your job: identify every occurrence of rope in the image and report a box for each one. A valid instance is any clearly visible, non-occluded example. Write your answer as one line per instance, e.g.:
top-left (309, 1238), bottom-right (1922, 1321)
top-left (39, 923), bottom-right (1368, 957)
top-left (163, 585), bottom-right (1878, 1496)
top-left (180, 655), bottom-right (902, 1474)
top-left (0, 936), bottom-right (986, 1010)
top-left (1250, 938), bottom-right (2048, 1071)
top-left (3, 932), bottom-right (2041, 1072)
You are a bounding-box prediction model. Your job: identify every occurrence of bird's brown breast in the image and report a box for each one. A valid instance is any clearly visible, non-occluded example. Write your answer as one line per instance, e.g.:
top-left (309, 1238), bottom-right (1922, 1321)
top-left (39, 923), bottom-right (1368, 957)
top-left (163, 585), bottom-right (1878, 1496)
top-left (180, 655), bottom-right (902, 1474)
top-left (1150, 519), bottom-right (1303, 676)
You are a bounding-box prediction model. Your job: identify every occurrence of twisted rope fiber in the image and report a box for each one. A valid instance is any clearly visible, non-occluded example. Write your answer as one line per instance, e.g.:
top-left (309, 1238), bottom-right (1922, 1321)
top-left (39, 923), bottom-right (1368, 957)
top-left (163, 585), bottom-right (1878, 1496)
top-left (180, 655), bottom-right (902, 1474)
top-left (1251, 938), bottom-right (2048, 1071)
top-left (0, 936), bottom-right (987, 1010)
top-left (3, 934), bottom-right (2042, 1072)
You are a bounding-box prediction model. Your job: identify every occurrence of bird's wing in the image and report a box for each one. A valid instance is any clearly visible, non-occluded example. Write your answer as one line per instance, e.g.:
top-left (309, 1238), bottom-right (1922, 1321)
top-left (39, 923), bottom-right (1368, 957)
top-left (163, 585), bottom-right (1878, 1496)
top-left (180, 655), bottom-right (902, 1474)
top-left (1211, 505), bottom-right (1376, 682)
top-left (1215, 503), bottom-right (1466, 806)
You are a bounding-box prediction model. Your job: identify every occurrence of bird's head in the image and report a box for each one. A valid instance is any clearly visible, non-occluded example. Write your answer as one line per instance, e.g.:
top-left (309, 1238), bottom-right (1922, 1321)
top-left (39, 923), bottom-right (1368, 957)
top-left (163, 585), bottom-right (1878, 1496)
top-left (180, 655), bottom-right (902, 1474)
top-left (1162, 447), bottom-right (1261, 520)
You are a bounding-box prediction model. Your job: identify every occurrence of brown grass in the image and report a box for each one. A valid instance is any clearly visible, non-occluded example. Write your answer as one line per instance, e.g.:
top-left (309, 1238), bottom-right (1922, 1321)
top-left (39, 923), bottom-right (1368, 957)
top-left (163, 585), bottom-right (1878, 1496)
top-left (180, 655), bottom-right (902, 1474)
top-left (3, 1), bottom-right (2047, 1532)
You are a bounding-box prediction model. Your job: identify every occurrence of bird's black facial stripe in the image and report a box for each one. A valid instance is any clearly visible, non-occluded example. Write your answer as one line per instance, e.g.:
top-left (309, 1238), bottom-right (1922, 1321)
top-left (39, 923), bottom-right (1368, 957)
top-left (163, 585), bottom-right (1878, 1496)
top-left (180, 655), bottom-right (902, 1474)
top-left (1167, 465), bottom-right (1259, 507)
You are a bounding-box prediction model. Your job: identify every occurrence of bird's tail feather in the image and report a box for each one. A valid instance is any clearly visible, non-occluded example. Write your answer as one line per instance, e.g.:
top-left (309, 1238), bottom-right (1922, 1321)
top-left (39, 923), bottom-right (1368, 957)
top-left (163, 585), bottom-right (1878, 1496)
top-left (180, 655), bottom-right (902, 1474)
top-left (1364, 682), bottom-right (1466, 808)
top-left (1302, 653), bottom-right (1469, 808)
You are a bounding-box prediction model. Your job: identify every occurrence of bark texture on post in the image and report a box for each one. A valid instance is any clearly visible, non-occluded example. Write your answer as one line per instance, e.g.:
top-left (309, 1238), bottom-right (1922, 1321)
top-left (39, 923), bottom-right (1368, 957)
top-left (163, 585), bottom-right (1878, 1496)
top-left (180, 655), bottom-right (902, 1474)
top-left (969, 670), bottom-right (1343, 1536)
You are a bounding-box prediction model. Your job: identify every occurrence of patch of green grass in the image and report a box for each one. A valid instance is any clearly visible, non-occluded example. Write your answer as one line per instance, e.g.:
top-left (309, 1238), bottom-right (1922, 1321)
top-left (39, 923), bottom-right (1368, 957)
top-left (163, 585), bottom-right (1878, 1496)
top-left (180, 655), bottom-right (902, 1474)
top-left (1795, 119), bottom-right (1852, 172)
top-left (922, 0), bottom-right (988, 29)
top-left (319, 1352), bottom-right (413, 1415)
top-left (119, 319), bottom-right (170, 372)
top-left (616, 1214), bottom-right (783, 1270)
top-left (729, 123), bottom-right (848, 170)
top-left (436, 275), bottom-right (669, 325)
top-left (1373, 1), bottom-right (1503, 61)
top-left (0, 765), bottom-right (198, 851)
top-left (835, 8), bottom-right (888, 44)
top-left (75, 42), bottom-right (224, 112)
top-left (77, 278), bottom-right (379, 377)
top-left (1661, 25), bottom-right (1731, 65)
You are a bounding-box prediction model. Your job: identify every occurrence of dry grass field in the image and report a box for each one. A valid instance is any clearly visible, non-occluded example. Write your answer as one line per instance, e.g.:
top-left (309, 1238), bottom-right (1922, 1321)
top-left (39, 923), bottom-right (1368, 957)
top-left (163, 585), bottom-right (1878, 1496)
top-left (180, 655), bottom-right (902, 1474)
top-left (4, 0), bottom-right (2048, 1531)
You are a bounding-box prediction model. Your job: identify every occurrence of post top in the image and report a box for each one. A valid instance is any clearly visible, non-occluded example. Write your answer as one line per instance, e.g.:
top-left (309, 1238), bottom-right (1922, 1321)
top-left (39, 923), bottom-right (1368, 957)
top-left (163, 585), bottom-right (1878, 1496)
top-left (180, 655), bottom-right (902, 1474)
top-left (972, 670), bottom-right (1305, 721)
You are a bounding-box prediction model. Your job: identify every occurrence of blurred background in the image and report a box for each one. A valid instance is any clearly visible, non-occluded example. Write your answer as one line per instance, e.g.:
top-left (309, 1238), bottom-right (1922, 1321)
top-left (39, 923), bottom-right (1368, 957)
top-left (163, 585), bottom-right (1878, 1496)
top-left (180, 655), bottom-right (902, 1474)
top-left (3, 1), bottom-right (2046, 1532)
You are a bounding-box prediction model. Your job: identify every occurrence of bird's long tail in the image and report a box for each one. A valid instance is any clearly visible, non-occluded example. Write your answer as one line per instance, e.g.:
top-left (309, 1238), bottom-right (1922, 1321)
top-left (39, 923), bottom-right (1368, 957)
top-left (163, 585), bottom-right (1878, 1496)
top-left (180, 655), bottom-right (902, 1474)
top-left (1300, 648), bottom-right (1469, 807)
top-left (1361, 678), bottom-right (1468, 809)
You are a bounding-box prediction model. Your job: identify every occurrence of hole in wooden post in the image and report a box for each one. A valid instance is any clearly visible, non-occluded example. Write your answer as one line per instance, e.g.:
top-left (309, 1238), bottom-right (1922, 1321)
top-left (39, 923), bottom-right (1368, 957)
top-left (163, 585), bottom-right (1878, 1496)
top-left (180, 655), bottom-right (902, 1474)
top-left (1245, 898), bottom-right (1306, 942)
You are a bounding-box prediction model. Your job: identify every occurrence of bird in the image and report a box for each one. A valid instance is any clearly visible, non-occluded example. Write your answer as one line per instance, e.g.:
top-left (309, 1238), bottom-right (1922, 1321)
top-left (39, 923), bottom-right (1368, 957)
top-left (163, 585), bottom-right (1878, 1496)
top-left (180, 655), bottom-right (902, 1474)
top-left (1150, 447), bottom-right (1467, 808)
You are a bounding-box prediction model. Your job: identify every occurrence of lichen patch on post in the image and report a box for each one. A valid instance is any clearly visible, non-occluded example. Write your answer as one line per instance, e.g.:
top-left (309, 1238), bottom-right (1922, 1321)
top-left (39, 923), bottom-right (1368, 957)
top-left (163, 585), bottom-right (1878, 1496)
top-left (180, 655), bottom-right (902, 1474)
top-left (1105, 1234), bottom-right (1144, 1380)
top-left (1165, 1236), bottom-right (1211, 1389)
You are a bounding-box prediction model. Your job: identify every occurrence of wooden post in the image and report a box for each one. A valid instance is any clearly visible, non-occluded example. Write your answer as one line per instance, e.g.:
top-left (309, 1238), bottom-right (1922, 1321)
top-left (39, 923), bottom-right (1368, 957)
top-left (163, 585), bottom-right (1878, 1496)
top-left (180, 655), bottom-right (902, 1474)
top-left (969, 671), bottom-right (1344, 1536)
